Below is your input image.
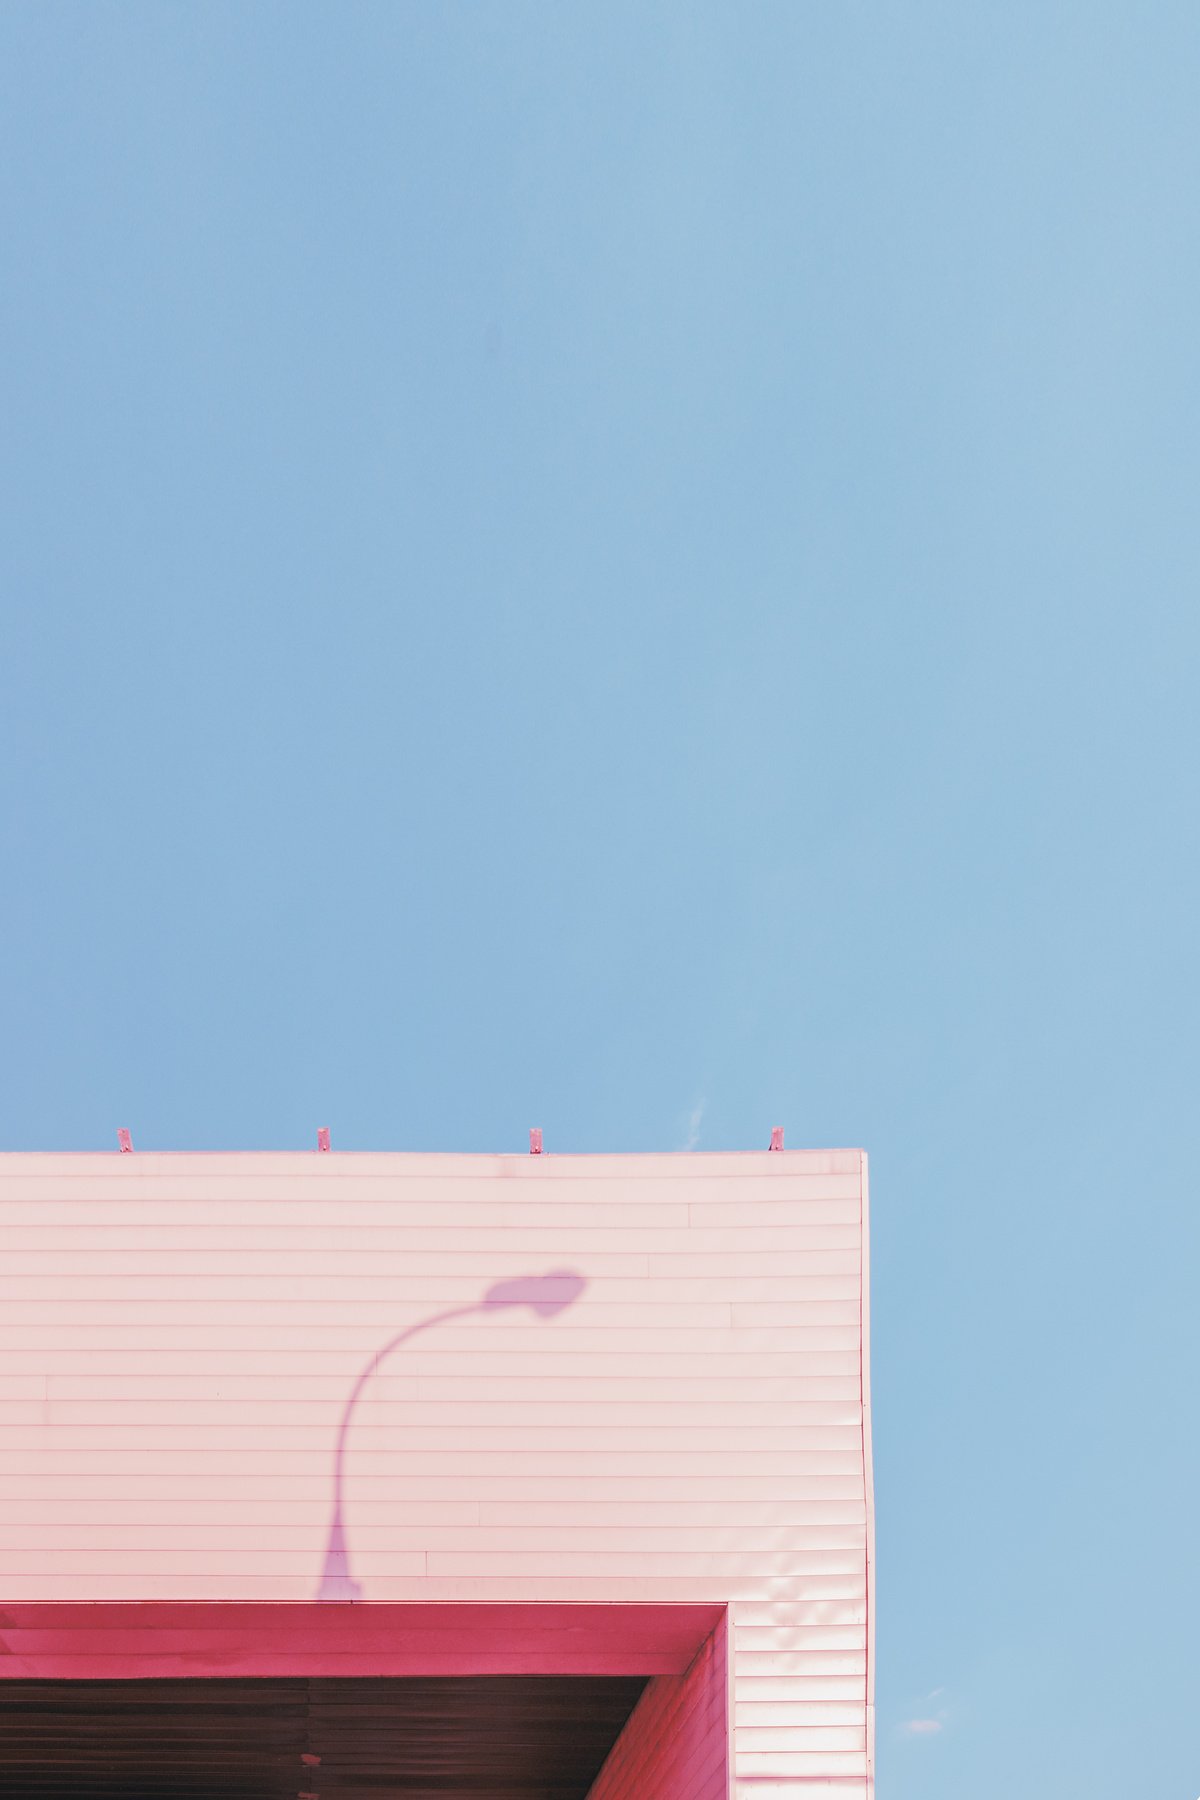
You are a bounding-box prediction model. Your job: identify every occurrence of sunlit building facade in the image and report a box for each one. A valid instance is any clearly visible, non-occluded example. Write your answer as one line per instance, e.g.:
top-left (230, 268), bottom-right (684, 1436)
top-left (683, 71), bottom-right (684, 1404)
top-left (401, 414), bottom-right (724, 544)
top-left (0, 1143), bottom-right (874, 1797)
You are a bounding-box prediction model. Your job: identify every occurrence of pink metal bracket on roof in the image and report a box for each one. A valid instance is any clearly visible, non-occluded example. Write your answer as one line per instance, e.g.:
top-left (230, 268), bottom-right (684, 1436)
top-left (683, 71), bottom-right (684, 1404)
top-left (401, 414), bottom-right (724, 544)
top-left (317, 1128), bottom-right (331, 1153)
top-left (116, 1129), bottom-right (133, 1153)
top-left (769, 1127), bottom-right (784, 1151)
top-left (529, 1128), bottom-right (543, 1155)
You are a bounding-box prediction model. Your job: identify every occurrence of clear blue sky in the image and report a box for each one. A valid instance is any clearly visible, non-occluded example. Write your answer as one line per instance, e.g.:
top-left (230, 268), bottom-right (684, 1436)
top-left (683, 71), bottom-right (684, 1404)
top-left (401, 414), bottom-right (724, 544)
top-left (1, 5), bottom-right (1197, 1794)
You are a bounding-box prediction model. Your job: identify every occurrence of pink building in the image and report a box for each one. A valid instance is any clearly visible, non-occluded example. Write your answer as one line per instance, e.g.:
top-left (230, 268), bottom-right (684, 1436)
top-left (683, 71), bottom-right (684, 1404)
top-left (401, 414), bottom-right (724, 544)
top-left (0, 1144), bottom-right (874, 1798)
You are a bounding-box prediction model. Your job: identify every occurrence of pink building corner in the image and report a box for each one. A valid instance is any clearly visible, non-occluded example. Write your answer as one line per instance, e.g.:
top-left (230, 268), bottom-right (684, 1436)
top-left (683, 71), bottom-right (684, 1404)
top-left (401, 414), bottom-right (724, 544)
top-left (0, 1145), bottom-right (874, 1798)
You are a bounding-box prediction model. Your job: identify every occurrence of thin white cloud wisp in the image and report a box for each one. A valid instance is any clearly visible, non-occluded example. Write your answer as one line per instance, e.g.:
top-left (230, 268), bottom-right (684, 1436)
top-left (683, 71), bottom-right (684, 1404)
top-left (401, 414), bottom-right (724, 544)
top-left (681, 1100), bottom-right (705, 1150)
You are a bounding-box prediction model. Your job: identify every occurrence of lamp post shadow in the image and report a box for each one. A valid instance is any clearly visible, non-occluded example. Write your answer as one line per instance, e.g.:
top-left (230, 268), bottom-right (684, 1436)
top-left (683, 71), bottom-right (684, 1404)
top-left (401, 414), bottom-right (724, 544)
top-left (317, 1270), bottom-right (587, 1602)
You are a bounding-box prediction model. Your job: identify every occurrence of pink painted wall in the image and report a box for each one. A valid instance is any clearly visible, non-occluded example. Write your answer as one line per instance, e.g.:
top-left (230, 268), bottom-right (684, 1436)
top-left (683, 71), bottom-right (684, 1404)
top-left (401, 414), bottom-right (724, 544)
top-left (0, 1148), bottom-right (874, 1797)
top-left (587, 1616), bottom-right (728, 1800)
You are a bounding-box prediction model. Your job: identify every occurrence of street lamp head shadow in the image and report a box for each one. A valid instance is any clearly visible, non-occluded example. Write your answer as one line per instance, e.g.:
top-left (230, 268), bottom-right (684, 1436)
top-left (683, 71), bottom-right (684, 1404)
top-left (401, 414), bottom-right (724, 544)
top-left (481, 1269), bottom-right (586, 1317)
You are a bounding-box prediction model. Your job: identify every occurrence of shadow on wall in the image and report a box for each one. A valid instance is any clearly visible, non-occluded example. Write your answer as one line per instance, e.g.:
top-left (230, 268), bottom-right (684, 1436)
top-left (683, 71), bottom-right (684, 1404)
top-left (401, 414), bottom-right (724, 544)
top-left (317, 1271), bottom-right (588, 1601)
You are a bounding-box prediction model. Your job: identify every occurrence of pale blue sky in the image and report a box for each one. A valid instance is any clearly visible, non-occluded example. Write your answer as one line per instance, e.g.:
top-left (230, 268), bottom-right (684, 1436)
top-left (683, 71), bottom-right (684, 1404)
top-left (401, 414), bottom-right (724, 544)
top-left (2, 5), bottom-right (1198, 1794)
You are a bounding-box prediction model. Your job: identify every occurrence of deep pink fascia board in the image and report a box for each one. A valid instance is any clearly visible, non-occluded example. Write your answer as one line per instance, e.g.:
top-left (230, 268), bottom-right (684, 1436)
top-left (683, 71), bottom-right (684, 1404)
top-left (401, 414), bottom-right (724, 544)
top-left (0, 1603), bottom-right (726, 1681)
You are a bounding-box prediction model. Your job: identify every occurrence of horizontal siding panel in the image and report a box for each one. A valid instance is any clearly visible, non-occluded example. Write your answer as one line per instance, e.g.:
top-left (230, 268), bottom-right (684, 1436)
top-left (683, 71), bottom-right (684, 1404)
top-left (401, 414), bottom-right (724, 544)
top-left (0, 1523), bottom-right (860, 1560)
top-left (0, 1467), bottom-right (867, 1495)
top-left (689, 1198), bottom-right (860, 1225)
top-left (0, 1416), bottom-right (861, 1451)
top-left (649, 1250), bottom-right (861, 1276)
top-left (424, 1551), bottom-right (863, 1578)
top-left (0, 1549), bottom-right (428, 1575)
top-left (479, 1499), bottom-right (866, 1525)
top-left (18, 1358), bottom-right (858, 1392)
top-left (15, 1272), bottom-right (863, 1305)
top-left (736, 1703), bottom-right (866, 1726)
top-left (734, 1785), bottom-right (867, 1800)
top-left (1, 1327), bottom-right (861, 1358)
top-left (734, 1651), bottom-right (867, 1676)
top-left (736, 1750), bottom-right (868, 1776)
top-left (735, 1679), bottom-right (865, 1704)
top-left (0, 1201), bottom-right (694, 1231)
top-left (732, 1625), bottom-right (866, 1651)
top-left (0, 1390), bottom-right (864, 1428)
top-left (736, 1726), bottom-right (867, 1752)
top-left (37, 1148), bottom-right (860, 1175)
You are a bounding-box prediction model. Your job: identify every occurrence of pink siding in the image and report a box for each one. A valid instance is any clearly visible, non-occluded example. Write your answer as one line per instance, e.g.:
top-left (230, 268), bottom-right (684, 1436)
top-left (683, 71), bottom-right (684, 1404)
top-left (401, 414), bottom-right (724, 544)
top-left (587, 1616), bottom-right (728, 1800)
top-left (0, 1147), bottom-right (874, 1797)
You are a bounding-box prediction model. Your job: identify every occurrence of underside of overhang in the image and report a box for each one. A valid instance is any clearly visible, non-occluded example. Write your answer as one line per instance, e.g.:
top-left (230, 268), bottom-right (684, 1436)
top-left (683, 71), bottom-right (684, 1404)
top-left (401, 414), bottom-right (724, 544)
top-left (0, 1676), bottom-right (649, 1800)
